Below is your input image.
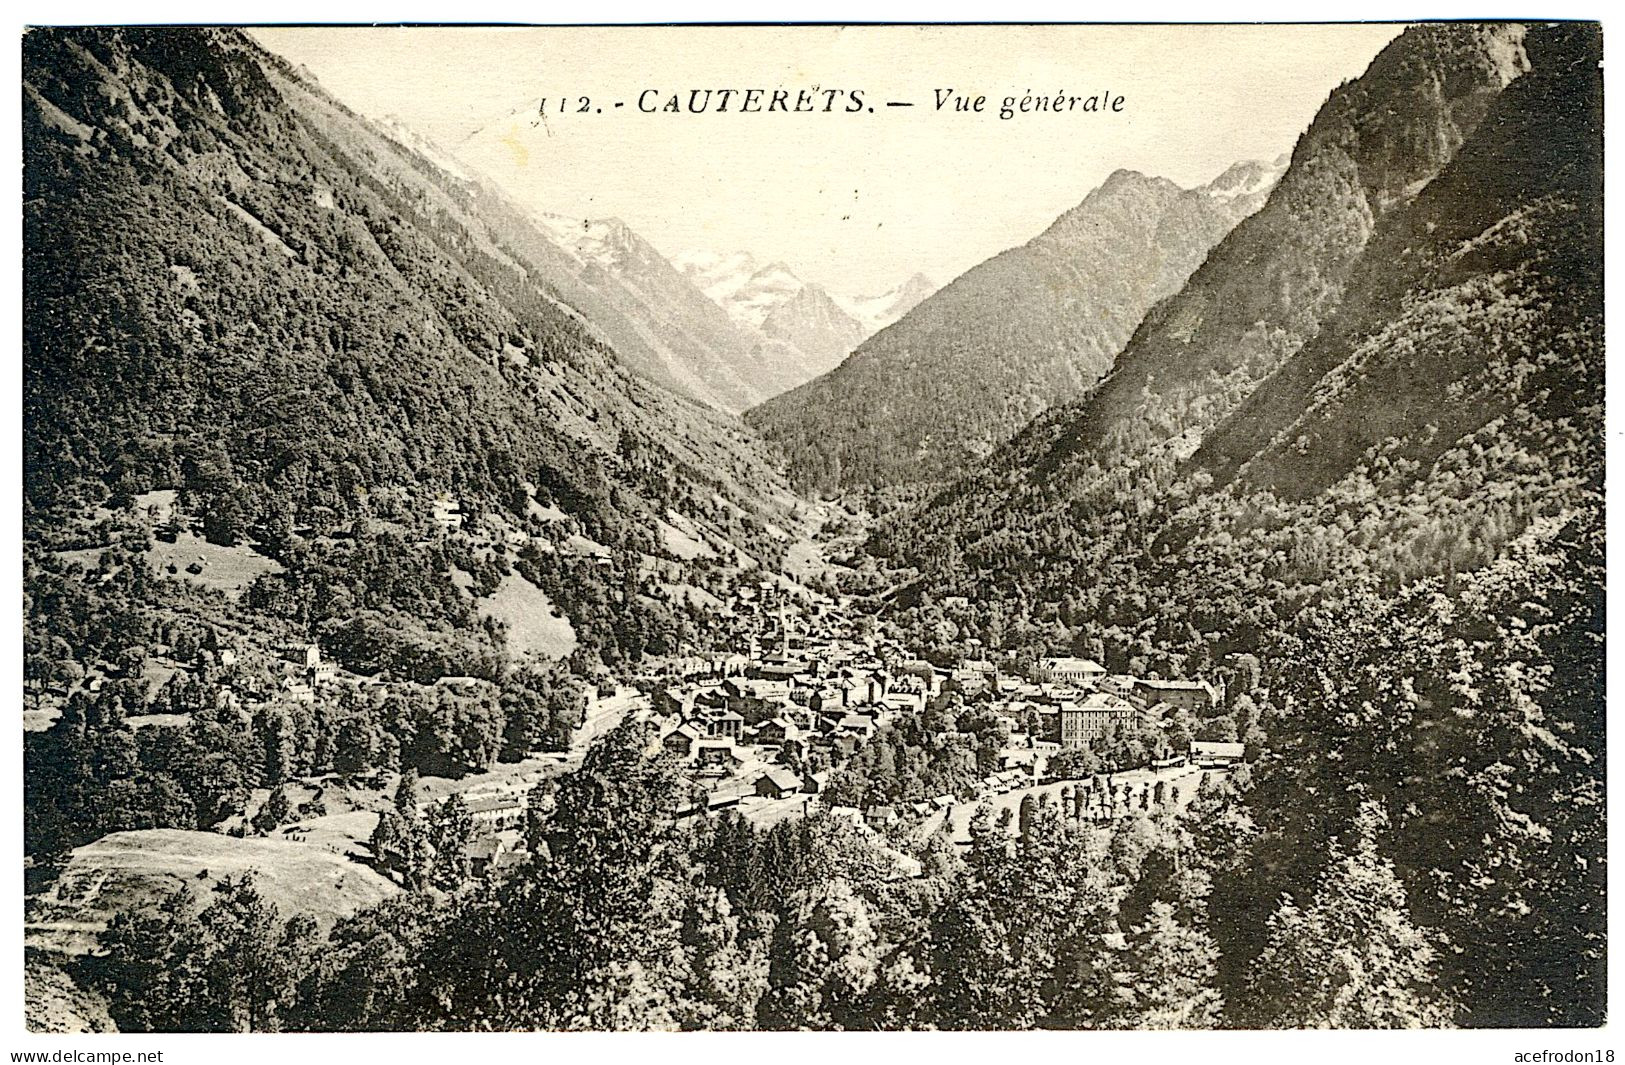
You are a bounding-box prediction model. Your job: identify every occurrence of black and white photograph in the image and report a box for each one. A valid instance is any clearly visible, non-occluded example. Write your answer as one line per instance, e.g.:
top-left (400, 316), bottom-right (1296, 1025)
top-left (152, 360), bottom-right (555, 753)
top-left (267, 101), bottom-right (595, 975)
top-left (13, 16), bottom-right (1607, 1042)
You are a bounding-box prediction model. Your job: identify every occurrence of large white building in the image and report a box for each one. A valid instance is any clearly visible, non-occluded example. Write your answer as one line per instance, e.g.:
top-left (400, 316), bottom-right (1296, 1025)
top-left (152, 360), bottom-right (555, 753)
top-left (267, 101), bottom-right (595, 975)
top-left (1058, 692), bottom-right (1141, 748)
top-left (1041, 656), bottom-right (1107, 687)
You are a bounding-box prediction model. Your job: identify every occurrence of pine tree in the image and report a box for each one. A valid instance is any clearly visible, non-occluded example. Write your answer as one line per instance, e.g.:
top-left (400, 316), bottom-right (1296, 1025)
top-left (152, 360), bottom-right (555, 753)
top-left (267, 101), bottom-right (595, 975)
top-left (251, 783), bottom-right (292, 836)
top-left (426, 793), bottom-right (475, 892)
top-left (1247, 804), bottom-right (1455, 1028)
top-left (677, 884), bottom-right (770, 1030)
top-left (1111, 901), bottom-right (1222, 1029)
top-left (389, 769), bottom-right (430, 890)
top-left (424, 718), bottom-right (687, 1028)
top-left (368, 808), bottom-right (402, 874)
top-left (759, 879), bottom-right (882, 1030)
top-left (925, 886), bottom-right (1035, 1029)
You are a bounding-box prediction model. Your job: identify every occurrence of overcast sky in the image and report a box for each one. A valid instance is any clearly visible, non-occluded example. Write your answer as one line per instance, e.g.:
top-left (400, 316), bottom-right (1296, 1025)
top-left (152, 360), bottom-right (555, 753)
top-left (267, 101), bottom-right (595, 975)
top-left (255, 25), bottom-right (1402, 295)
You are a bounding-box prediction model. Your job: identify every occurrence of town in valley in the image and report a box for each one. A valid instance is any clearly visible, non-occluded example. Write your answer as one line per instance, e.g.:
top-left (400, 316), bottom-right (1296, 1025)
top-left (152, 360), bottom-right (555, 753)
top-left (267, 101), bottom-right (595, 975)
top-left (26, 486), bottom-right (1250, 895)
top-left (21, 22), bottom-right (1603, 1035)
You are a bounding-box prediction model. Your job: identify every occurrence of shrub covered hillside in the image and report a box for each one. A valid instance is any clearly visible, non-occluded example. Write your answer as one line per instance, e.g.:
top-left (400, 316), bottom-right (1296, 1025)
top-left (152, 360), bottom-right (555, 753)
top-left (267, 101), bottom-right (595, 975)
top-left (869, 22), bottom-right (1602, 1026)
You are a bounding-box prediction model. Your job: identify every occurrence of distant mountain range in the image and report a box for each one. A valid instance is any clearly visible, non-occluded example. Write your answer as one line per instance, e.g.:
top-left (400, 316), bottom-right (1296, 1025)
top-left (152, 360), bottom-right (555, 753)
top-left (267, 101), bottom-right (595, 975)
top-left (450, 120), bottom-right (935, 413)
top-left (745, 156), bottom-right (1286, 490)
top-left (674, 248), bottom-right (934, 368)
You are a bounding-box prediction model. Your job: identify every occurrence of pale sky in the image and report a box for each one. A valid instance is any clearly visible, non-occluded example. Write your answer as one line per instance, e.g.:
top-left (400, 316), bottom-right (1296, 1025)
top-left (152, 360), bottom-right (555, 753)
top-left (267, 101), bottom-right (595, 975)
top-left (254, 25), bottom-right (1402, 294)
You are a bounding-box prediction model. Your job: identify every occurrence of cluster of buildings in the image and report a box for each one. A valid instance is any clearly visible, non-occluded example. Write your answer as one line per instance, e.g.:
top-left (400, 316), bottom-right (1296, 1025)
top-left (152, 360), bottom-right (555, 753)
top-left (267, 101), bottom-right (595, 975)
top-left (982, 657), bottom-right (1225, 751)
top-left (629, 585), bottom-right (923, 805)
top-left (655, 662), bottom-right (927, 748)
top-left (376, 590), bottom-right (1251, 880)
top-left (645, 631), bottom-right (929, 802)
top-left (630, 576), bottom-right (1238, 821)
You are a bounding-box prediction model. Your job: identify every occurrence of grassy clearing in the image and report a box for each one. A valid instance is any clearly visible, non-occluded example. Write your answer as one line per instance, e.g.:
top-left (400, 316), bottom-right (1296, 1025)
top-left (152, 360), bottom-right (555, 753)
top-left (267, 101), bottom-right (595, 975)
top-left (659, 511), bottom-right (717, 561)
top-left (24, 706), bottom-right (62, 732)
top-left (148, 532), bottom-right (283, 599)
top-left (478, 572), bottom-right (577, 660)
top-left (25, 957), bottom-right (115, 1034)
top-left (26, 829), bottom-right (397, 956)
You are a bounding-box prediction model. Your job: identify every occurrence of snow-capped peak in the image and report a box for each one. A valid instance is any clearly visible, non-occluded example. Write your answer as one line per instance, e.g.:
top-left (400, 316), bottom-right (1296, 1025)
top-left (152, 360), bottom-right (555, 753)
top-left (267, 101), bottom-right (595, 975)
top-left (1203, 156), bottom-right (1287, 201)
top-left (832, 273), bottom-right (938, 335)
top-left (376, 114), bottom-right (472, 182)
top-left (673, 250), bottom-right (808, 328)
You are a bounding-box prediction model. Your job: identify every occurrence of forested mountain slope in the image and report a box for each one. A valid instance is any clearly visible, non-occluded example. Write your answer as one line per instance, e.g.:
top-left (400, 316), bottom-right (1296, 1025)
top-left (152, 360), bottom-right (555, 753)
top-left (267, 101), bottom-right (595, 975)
top-left (869, 21), bottom-right (1601, 1026)
top-left (524, 211), bottom-right (810, 413)
top-left (22, 23), bottom-right (804, 837)
top-left (24, 27), bottom-right (793, 562)
top-left (23, 26), bottom-right (837, 920)
top-left (745, 160), bottom-right (1282, 490)
top-left (890, 23), bottom-right (1531, 552)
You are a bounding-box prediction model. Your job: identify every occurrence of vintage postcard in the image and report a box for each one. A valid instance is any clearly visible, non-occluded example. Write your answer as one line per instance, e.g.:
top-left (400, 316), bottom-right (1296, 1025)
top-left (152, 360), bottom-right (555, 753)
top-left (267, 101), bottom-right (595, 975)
top-left (16, 19), bottom-right (1605, 1046)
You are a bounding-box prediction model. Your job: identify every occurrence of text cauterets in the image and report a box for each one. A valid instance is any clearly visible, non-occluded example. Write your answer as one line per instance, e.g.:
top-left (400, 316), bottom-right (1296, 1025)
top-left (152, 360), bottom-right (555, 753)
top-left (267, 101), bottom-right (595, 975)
top-left (637, 88), bottom-right (867, 113)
